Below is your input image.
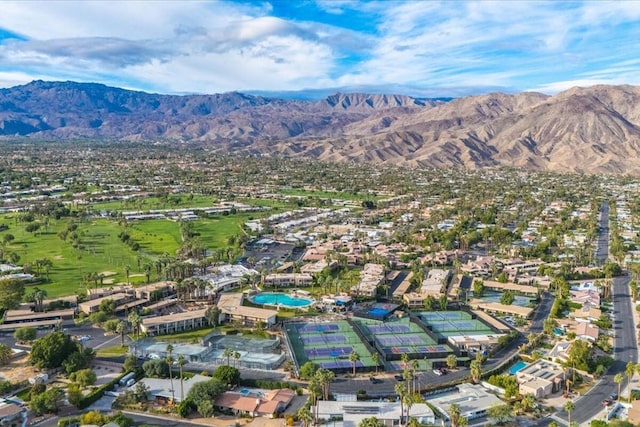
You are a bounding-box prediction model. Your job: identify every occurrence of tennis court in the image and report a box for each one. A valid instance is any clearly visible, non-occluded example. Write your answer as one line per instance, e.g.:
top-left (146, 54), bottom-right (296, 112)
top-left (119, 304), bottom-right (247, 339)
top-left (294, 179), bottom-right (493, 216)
top-left (352, 316), bottom-right (453, 361)
top-left (417, 311), bottom-right (494, 338)
top-left (285, 320), bottom-right (377, 373)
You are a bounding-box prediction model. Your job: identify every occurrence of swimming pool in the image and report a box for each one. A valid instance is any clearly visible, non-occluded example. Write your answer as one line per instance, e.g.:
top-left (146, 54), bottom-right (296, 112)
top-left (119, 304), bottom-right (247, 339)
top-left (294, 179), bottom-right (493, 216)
top-left (251, 292), bottom-right (313, 308)
top-left (508, 360), bottom-right (528, 375)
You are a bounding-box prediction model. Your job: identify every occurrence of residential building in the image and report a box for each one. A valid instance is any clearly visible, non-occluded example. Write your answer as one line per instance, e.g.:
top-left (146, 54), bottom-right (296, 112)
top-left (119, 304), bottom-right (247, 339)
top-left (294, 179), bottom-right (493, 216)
top-left (516, 360), bottom-right (565, 398)
top-left (140, 308), bottom-right (209, 336)
top-left (78, 293), bottom-right (130, 314)
top-left (214, 388), bottom-right (295, 417)
top-left (217, 293), bottom-right (278, 327)
top-left (425, 384), bottom-right (502, 422)
top-left (0, 399), bottom-right (23, 427)
top-left (263, 273), bottom-right (313, 287)
top-left (314, 399), bottom-right (435, 427)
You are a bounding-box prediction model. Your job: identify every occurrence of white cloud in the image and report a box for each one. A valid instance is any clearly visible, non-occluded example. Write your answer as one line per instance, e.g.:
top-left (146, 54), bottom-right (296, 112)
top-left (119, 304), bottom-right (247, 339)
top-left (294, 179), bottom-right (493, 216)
top-left (0, 1), bottom-right (639, 96)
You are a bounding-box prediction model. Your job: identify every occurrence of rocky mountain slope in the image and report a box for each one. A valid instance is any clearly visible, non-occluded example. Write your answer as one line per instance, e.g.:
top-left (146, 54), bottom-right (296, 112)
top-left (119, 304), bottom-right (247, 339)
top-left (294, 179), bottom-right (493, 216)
top-left (3, 80), bottom-right (640, 174)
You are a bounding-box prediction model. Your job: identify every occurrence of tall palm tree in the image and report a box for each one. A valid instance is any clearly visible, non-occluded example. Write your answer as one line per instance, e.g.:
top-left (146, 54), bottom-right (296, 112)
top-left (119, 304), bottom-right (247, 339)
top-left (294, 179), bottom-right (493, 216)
top-left (395, 383), bottom-right (407, 427)
top-left (470, 360), bottom-right (482, 384)
top-left (128, 311), bottom-right (142, 340)
top-left (223, 348), bottom-right (233, 366)
top-left (316, 368), bottom-right (335, 400)
top-left (349, 351), bottom-right (361, 376)
top-left (626, 361), bottom-right (636, 401)
top-left (166, 344), bottom-right (175, 402)
top-left (177, 355), bottom-right (186, 401)
top-left (116, 320), bottom-right (127, 347)
top-left (410, 360), bottom-right (419, 393)
top-left (233, 351), bottom-right (241, 369)
top-left (564, 401), bottom-right (575, 426)
top-left (371, 352), bottom-right (380, 375)
top-left (297, 406), bottom-right (313, 427)
top-left (614, 373), bottom-right (624, 402)
top-left (449, 403), bottom-right (467, 427)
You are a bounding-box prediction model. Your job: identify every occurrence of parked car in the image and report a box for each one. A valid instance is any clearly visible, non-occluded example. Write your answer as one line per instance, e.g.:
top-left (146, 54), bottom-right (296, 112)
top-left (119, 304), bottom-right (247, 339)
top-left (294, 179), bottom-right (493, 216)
top-left (433, 369), bottom-right (443, 376)
top-left (602, 399), bottom-right (612, 406)
top-left (394, 375), bottom-right (404, 381)
top-left (369, 377), bottom-right (382, 384)
top-left (610, 393), bottom-right (619, 401)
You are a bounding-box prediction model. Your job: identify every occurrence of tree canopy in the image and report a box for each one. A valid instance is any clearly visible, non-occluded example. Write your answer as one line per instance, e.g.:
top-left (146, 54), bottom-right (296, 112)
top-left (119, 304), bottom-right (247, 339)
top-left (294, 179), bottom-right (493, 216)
top-left (30, 332), bottom-right (82, 369)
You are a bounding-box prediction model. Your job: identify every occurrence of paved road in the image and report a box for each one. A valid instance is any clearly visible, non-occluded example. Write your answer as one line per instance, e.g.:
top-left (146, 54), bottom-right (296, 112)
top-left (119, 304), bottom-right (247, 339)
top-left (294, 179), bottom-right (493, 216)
top-left (594, 201), bottom-right (610, 266)
top-left (530, 292), bottom-right (555, 333)
top-left (556, 201), bottom-right (637, 424)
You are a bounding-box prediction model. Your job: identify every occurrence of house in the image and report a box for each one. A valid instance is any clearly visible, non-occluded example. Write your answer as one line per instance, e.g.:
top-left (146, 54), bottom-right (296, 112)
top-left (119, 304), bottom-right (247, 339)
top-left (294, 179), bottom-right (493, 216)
top-left (570, 304), bottom-right (601, 322)
top-left (0, 399), bottom-right (24, 427)
top-left (0, 404), bottom-right (21, 426)
top-left (547, 341), bottom-right (572, 364)
top-left (516, 360), bottom-right (565, 398)
top-left (425, 384), bottom-right (501, 422)
top-left (214, 388), bottom-right (295, 417)
top-left (314, 399), bottom-right (435, 427)
top-left (575, 322), bottom-right (599, 342)
top-left (569, 290), bottom-right (600, 307)
top-left (134, 374), bottom-right (210, 402)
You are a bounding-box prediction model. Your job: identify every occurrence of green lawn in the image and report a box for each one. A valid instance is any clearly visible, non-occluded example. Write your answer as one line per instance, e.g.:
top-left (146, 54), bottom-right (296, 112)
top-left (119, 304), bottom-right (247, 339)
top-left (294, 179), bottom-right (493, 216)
top-left (0, 207), bottom-right (268, 299)
top-left (128, 220), bottom-right (182, 256)
top-left (96, 345), bottom-right (129, 357)
top-left (0, 217), bottom-right (156, 298)
top-left (89, 194), bottom-right (219, 212)
top-left (192, 215), bottom-right (254, 249)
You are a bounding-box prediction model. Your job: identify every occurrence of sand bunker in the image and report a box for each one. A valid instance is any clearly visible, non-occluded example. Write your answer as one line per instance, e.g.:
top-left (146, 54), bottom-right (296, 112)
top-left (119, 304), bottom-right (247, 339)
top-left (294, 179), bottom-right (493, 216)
top-left (100, 271), bottom-right (117, 277)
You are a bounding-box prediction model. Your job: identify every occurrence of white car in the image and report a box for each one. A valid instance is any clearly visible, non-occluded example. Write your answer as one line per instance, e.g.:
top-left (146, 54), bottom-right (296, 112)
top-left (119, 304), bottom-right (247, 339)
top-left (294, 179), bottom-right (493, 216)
top-left (433, 369), bottom-right (443, 376)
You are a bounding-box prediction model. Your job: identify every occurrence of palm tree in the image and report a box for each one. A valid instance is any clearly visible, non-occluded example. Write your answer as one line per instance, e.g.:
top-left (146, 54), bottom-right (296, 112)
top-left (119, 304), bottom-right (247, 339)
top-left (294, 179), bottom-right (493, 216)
top-left (116, 320), bottom-right (127, 347)
top-left (626, 361), bottom-right (635, 401)
top-left (614, 373), bottom-right (624, 402)
top-left (410, 360), bottom-right (419, 393)
top-left (470, 360), bottom-right (482, 384)
top-left (349, 351), bottom-right (361, 376)
top-left (449, 403), bottom-right (468, 427)
top-left (128, 311), bottom-right (142, 340)
top-left (395, 383), bottom-right (407, 427)
top-left (223, 348), bottom-right (233, 366)
top-left (358, 417), bottom-right (385, 427)
top-left (166, 344), bottom-right (175, 402)
top-left (297, 406), bottom-right (313, 427)
top-left (316, 369), bottom-right (335, 401)
top-left (233, 351), bottom-right (241, 369)
top-left (401, 352), bottom-right (410, 369)
top-left (564, 401), bottom-right (575, 426)
top-left (371, 352), bottom-right (380, 375)
top-left (177, 355), bottom-right (186, 401)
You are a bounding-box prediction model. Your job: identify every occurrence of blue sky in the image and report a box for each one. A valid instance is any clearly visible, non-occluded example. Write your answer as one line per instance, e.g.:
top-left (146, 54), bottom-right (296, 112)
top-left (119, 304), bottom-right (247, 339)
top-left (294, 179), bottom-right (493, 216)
top-left (1, 0), bottom-right (640, 98)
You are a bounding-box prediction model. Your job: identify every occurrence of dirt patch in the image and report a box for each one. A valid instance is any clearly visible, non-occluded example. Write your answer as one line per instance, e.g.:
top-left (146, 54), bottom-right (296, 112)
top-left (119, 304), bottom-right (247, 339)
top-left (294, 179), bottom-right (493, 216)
top-left (101, 271), bottom-right (118, 277)
top-left (53, 255), bottom-right (64, 260)
top-left (102, 278), bottom-right (115, 284)
top-left (0, 354), bottom-right (39, 383)
top-left (92, 362), bottom-right (121, 386)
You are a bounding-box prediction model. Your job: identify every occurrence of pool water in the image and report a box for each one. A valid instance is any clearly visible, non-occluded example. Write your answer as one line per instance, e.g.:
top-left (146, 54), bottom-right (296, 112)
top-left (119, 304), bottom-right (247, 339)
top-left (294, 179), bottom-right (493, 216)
top-left (508, 360), bottom-right (528, 375)
top-left (251, 292), bottom-right (313, 307)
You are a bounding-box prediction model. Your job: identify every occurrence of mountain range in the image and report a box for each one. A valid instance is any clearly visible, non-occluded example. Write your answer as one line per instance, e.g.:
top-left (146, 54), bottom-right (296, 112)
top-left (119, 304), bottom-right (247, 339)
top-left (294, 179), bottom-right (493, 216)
top-left (3, 80), bottom-right (640, 174)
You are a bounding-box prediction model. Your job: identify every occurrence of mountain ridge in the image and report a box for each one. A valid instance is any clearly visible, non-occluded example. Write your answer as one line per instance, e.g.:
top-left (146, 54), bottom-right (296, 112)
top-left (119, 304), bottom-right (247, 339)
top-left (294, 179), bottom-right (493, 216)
top-left (3, 80), bottom-right (640, 174)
